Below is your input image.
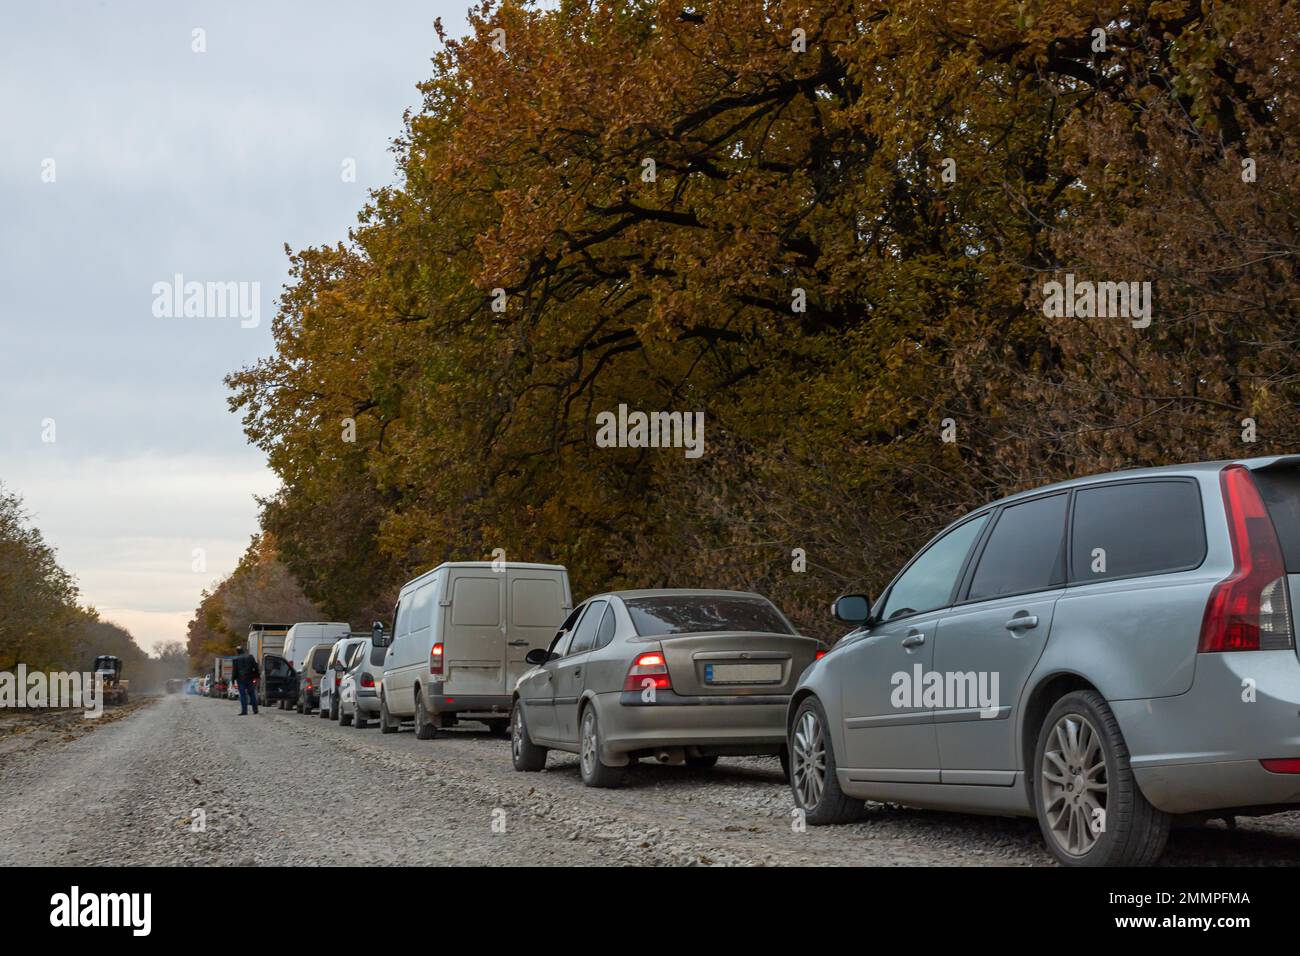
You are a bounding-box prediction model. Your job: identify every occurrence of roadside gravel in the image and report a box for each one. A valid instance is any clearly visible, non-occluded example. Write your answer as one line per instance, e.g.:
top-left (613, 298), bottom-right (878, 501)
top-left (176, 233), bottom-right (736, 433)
top-left (0, 694), bottom-right (1296, 865)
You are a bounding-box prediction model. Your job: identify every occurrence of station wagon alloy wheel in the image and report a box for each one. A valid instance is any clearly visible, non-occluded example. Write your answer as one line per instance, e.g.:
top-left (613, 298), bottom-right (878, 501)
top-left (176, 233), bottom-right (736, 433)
top-left (1040, 714), bottom-right (1108, 857)
top-left (792, 709), bottom-right (826, 809)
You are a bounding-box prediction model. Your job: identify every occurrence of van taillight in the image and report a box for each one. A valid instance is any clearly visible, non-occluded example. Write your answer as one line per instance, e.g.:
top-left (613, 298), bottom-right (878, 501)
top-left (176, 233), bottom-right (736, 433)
top-left (430, 643), bottom-right (444, 675)
top-left (622, 651), bottom-right (670, 692)
top-left (1199, 465), bottom-right (1294, 652)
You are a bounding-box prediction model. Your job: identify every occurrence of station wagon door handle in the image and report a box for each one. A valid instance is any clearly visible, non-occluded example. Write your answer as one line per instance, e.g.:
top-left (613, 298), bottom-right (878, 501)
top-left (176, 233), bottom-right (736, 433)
top-left (901, 631), bottom-right (926, 648)
top-left (1005, 615), bottom-right (1039, 631)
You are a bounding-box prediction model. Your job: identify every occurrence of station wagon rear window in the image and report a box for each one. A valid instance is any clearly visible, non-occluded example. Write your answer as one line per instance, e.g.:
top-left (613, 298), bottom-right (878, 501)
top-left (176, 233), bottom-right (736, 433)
top-left (624, 596), bottom-right (792, 636)
top-left (1069, 479), bottom-right (1205, 582)
top-left (1252, 467), bottom-right (1300, 572)
top-left (309, 647), bottom-right (331, 671)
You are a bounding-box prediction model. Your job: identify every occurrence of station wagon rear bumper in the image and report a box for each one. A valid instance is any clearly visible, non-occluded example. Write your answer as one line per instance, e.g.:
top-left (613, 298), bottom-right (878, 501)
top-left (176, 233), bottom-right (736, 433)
top-left (1112, 650), bottom-right (1300, 814)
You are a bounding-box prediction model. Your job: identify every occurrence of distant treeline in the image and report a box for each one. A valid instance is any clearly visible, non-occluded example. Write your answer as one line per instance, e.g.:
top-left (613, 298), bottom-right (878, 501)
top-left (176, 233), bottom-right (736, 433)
top-left (216, 1), bottom-right (1298, 641)
top-left (0, 483), bottom-right (186, 689)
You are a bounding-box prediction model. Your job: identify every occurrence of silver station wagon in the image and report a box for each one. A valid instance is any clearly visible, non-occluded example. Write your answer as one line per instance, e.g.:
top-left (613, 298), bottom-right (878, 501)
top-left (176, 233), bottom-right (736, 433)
top-left (511, 589), bottom-right (823, 787)
top-left (790, 457), bottom-right (1300, 865)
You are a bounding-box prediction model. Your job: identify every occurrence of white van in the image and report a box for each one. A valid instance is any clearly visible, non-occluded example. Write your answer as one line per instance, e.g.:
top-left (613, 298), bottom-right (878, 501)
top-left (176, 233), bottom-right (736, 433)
top-left (378, 562), bottom-right (571, 738)
top-left (283, 622), bottom-right (351, 673)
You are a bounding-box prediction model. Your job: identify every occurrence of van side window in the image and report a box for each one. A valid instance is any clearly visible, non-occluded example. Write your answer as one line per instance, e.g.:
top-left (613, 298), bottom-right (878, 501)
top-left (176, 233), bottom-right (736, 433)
top-left (409, 582), bottom-right (434, 635)
top-left (394, 600), bottom-right (411, 641)
top-left (879, 514), bottom-right (989, 622)
top-left (594, 604), bottom-right (617, 649)
top-left (1070, 480), bottom-right (1205, 581)
top-left (968, 494), bottom-right (1068, 600)
top-left (567, 600), bottom-right (607, 655)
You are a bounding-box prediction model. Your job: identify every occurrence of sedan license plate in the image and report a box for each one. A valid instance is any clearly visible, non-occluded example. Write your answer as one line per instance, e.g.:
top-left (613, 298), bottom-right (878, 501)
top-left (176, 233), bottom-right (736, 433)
top-left (705, 662), bottom-right (782, 684)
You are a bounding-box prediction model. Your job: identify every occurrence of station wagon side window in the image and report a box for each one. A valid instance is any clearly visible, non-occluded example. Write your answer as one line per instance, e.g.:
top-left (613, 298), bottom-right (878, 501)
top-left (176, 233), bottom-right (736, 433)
top-left (967, 493), bottom-right (1068, 601)
top-left (1068, 479), bottom-right (1205, 582)
top-left (878, 514), bottom-right (990, 622)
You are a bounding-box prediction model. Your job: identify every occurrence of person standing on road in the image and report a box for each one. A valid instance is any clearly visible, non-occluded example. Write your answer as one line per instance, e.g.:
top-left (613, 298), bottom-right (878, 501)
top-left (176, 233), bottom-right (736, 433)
top-left (231, 646), bottom-right (260, 716)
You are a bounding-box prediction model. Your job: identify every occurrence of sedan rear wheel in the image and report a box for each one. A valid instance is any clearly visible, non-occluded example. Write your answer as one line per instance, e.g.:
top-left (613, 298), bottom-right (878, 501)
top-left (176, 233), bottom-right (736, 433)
top-left (789, 697), bottom-right (862, 824)
top-left (579, 708), bottom-right (625, 788)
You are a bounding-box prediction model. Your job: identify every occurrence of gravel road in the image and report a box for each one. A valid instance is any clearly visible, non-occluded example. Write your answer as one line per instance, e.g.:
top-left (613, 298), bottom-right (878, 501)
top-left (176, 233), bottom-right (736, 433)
top-left (1, 694), bottom-right (1297, 866)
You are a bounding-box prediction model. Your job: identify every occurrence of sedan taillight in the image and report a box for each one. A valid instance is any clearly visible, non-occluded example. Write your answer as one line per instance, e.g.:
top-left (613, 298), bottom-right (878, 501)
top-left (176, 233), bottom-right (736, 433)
top-left (623, 651), bottom-right (670, 692)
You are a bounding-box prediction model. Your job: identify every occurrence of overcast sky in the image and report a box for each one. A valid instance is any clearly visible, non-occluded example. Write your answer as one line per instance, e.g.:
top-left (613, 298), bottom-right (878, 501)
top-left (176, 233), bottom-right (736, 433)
top-left (0, 1), bottom-right (466, 652)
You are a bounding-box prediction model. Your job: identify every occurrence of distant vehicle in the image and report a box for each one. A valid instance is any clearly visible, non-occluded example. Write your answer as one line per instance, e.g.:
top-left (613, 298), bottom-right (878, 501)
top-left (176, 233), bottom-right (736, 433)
top-left (211, 656), bottom-right (235, 698)
top-left (281, 623), bottom-right (351, 710)
top-left (225, 681), bottom-right (239, 701)
top-left (93, 655), bottom-right (129, 705)
top-left (198, 676), bottom-right (211, 696)
top-left (246, 623), bottom-right (293, 707)
top-left (319, 637), bottom-right (367, 722)
top-left (379, 562), bottom-right (572, 738)
top-left (165, 678), bottom-right (185, 695)
top-left (294, 642), bottom-right (335, 714)
top-left (511, 589), bottom-right (820, 786)
top-left (338, 633), bottom-right (386, 728)
top-left (185, 677), bottom-right (200, 695)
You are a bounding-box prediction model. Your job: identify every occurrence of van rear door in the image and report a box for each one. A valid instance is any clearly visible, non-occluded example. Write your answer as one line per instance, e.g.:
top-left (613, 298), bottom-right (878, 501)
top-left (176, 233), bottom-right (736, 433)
top-left (505, 570), bottom-right (570, 694)
top-left (444, 570), bottom-right (507, 697)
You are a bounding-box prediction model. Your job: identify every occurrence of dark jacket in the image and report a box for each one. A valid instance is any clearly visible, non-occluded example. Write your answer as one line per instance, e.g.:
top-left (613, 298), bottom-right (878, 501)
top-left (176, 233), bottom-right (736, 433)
top-left (232, 653), bottom-right (260, 683)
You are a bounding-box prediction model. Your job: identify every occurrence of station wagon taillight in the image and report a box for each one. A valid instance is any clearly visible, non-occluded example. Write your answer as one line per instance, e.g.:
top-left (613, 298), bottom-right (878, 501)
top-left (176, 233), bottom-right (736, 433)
top-left (623, 651), bottom-right (671, 692)
top-left (1199, 465), bottom-right (1294, 652)
top-left (430, 643), bottom-right (444, 675)
top-left (360, 673), bottom-right (375, 688)
top-left (1261, 758), bottom-right (1300, 773)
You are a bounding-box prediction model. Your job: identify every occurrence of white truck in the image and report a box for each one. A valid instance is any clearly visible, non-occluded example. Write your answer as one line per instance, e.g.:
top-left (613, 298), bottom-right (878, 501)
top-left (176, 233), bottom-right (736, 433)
top-left (246, 623), bottom-right (293, 707)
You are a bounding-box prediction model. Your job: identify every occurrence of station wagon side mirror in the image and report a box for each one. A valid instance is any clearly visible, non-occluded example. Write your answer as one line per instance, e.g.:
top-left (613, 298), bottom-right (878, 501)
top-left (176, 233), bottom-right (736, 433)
top-left (832, 593), bottom-right (873, 625)
top-left (525, 648), bottom-right (552, 666)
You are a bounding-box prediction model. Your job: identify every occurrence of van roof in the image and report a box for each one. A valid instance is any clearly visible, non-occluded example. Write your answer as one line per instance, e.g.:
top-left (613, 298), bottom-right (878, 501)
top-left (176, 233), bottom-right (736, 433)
top-left (981, 455), bottom-right (1300, 511)
top-left (400, 561), bottom-right (568, 589)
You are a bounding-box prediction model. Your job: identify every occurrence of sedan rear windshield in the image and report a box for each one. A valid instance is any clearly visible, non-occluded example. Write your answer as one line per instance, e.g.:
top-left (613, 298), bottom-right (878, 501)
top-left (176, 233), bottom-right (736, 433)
top-left (1253, 467), bottom-right (1300, 572)
top-left (623, 596), bottom-right (793, 636)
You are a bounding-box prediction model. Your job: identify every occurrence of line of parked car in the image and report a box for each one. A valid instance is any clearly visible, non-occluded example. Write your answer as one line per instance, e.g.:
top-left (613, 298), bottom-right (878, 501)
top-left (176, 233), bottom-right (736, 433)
top-left (203, 457), bottom-right (1300, 867)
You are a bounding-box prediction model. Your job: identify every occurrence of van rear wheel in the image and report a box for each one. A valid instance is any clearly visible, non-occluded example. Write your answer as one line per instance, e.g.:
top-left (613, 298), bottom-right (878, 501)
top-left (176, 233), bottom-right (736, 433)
top-left (414, 689), bottom-right (437, 740)
top-left (379, 695), bottom-right (398, 734)
top-left (511, 704), bottom-right (547, 772)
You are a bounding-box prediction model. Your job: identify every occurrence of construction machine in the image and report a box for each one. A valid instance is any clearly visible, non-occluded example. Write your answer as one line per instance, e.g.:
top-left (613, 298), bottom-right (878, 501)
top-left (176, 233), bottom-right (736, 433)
top-left (92, 655), bottom-right (129, 705)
